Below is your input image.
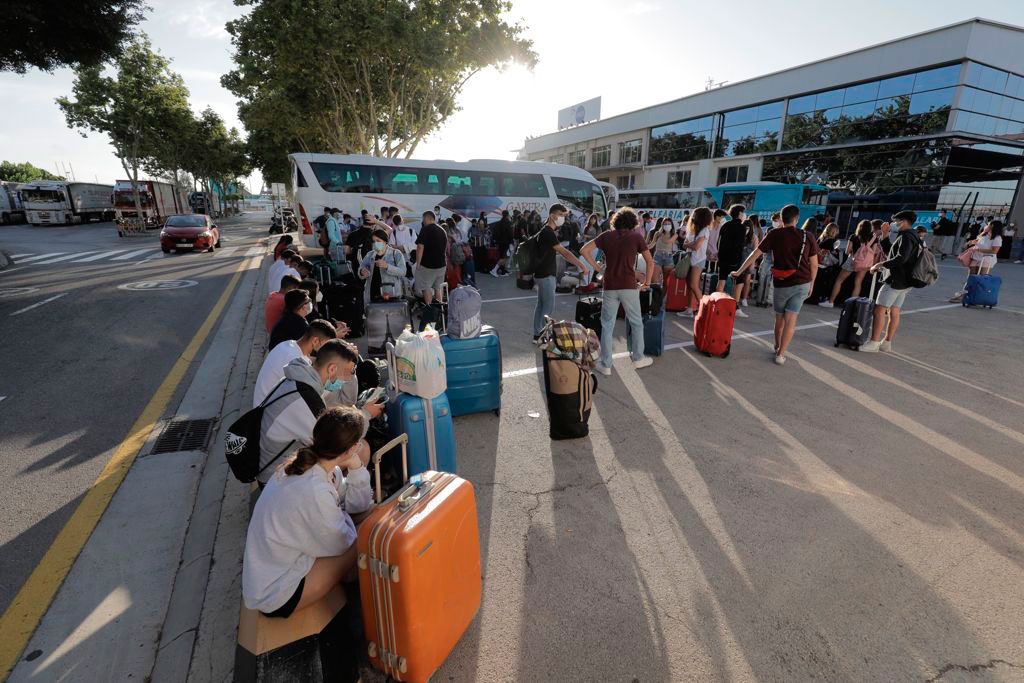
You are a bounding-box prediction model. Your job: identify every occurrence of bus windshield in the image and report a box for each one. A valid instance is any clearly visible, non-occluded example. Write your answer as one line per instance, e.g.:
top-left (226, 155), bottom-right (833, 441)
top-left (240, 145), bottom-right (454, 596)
top-left (551, 176), bottom-right (606, 215)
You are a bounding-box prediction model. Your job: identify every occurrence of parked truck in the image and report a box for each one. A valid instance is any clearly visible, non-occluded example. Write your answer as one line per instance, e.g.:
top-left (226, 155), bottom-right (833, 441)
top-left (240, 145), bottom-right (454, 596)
top-left (188, 190), bottom-right (224, 217)
top-left (21, 181), bottom-right (114, 225)
top-left (0, 182), bottom-right (26, 224)
top-left (113, 179), bottom-right (188, 228)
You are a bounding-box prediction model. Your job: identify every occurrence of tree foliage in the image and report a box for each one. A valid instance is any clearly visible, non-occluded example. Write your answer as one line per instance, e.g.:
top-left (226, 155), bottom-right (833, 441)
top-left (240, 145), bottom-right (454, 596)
top-left (57, 36), bottom-right (193, 215)
top-left (0, 161), bottom-right (64, 183)
top-left (0, 0), bottom-right (146, 73)
top-left (223, 0), bottom-right (536, 181)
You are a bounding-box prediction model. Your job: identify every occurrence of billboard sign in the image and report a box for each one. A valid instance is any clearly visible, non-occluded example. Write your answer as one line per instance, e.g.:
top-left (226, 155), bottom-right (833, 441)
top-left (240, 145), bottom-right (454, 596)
top-left (558, 97), bottom-right (601, 130)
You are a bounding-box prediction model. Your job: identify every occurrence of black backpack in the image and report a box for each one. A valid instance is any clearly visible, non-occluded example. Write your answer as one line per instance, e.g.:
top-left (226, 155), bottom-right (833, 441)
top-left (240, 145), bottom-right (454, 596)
top-left (224, 380), bottom-right (324, 483)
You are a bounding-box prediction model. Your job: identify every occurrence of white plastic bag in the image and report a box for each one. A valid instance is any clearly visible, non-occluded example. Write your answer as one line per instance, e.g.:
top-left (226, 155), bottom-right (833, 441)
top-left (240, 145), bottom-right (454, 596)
top-left (392, 326), bottom-right (447, 399)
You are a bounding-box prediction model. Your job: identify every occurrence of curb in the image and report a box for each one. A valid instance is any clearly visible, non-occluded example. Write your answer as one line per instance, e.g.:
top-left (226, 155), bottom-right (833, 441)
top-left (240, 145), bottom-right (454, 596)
top-left (148, 244), bottom-right (268, 680)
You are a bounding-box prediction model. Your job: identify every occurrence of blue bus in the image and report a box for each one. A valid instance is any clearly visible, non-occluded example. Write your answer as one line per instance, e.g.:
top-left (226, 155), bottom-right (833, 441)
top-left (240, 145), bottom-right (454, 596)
top-left (618, 182), bottom-right (828, 224)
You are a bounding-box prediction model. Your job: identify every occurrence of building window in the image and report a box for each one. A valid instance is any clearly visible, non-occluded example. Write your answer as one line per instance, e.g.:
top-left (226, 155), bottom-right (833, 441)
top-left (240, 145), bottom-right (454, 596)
top-left (782, 64), bottom-right (961, 150)
top-left (666, 170), bottom-right (692, 189)
top-left (566, 150), bottom-right (586, 168)
top-left (649, 116), bottom-right (715, 165)
top-left (592, 145), bottom-right (611, 168)
top-left (950, 62), bottom-right (1024, 140)
top-left (616, 174), bottom-right (637, 190)
top-left (716, 101), bottom-right (783, 157)
top-left (716, 165), bottom-right (748, 185)
top-left (619, 139), bottom-right (642, 164)
top-left (549, 154), bottom-right (564, 164)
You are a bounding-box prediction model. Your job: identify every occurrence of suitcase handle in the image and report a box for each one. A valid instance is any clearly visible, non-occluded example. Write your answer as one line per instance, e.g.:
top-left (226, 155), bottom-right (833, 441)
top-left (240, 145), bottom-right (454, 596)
top-left (397, 478), bottom-right (435, 511)
top-left (371, 433), bottom-right (409, 503)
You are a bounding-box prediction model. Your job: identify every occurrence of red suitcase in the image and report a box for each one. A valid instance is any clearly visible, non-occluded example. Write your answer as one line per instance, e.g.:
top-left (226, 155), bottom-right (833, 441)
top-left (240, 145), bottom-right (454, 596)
top-left (446, 264), bottom-right (462, 291)
top-left (664, 270), bottom-right (689, 312)
top-left (693, 292), bottom-right (736, 358)
top-left (358, 435), bottom-right (482, 683)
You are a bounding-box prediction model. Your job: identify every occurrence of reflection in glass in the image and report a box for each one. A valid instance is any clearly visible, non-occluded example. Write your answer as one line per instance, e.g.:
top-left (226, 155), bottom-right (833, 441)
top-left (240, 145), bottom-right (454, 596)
top-left (913, 64), bottom-right (960, 92)
top-left (877, 73), bottom-right (916, 98)
top-left (815, 89), bottom-right (844, 110)
top-left (844, 81), bottom-right (880, 105)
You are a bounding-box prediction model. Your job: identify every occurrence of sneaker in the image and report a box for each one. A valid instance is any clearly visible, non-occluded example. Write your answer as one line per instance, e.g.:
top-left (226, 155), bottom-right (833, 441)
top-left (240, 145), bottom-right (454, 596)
top-left (735, 308), bottom-right (749, 318)
top-left (532, 335), bottom-right (542, 345)
top-left (594, 364), bottom-right (612, 376)
top-left (740, 299), bottom-right (748, 307)
top-left (948, 292), bottom-right (963, 303)
top-left (490, 267), bottom-right (500, 277)
top-left (880, 340), bottom-right (892, 352)
top-left (774, 355), bottom-right (786, 366)
top-left (633, 357), bottom-right (654, 370)
top-left (818, 301), bottom-right (834, 308)
top-left (860, 340), bottom-right (881, 353)
top-left (1015, 260), bottom-right (1023, 265)
top-left (677, 309), bottom-right (695, 318)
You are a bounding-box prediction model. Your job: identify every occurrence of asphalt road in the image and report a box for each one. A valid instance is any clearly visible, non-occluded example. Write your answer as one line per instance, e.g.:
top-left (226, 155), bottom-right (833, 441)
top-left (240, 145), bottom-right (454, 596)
top-left (0, 213), bottom-right (275, 616)
top-left (421, 259), bottom-right (1024, 682)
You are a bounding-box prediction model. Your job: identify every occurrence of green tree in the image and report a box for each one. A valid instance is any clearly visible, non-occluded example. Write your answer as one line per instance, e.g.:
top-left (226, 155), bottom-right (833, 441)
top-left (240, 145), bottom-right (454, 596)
top-left (182, 108), bottom-right (252, 215)
top-left (223, 0), bottom-right (536, 180)
top-left (0, 161), bottom-right (64, 183)
top-left (57, 36), bottom-right (192, 219)
top-left (1, 0), bottom-right (146, 73)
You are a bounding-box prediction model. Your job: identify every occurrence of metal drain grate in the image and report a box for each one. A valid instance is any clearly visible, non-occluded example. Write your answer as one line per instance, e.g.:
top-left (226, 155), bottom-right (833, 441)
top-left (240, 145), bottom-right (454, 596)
top-left (151, 418), bottom-right (217, 454)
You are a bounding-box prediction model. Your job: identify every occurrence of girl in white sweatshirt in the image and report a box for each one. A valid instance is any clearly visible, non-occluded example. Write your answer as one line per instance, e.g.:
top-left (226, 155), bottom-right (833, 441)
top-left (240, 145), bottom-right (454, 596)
top-left (243, 406), bottom-right (373, 617)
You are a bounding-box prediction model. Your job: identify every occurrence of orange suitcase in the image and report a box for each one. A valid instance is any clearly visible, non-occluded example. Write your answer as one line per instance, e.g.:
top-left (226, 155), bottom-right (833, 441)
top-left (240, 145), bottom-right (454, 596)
top-left (357, 435), bottom-right (481, 683)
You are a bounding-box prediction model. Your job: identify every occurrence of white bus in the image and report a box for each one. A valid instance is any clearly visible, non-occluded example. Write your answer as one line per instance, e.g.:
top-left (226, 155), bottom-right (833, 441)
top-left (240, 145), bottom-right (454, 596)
top-left (289, 153), bottom-right (609, 247)
top-left (616, 188), bottom-right (717, 223)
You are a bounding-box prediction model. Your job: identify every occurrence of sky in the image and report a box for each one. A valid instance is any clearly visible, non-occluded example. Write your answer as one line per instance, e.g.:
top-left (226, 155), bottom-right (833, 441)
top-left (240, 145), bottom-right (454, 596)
top-left (1, 0), bottom-right (1023, 194)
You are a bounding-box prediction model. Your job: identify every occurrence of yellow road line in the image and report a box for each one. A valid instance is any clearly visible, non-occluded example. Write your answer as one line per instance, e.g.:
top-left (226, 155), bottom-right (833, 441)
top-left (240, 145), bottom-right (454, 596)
top-left (0, 254), bottom-right (258, 680)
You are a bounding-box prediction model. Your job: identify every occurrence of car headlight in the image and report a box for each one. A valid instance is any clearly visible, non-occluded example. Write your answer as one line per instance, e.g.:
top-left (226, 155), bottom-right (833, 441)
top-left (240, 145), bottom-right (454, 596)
top-left (197, 230), bottom-right (212, 238)
top-left (160, 231), bottom-right (167, 238)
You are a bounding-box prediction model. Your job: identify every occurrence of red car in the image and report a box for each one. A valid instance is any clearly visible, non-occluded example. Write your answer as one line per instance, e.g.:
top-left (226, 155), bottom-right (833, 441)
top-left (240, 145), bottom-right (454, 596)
top-left (160, 214), bottom-right (221, 253)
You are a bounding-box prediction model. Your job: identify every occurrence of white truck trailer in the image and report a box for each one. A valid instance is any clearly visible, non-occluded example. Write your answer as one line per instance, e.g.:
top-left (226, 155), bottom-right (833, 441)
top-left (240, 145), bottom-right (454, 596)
top-left (21, 181), bottom-right (114, 225)
top-left (113, 179), bottom-right (188, 227)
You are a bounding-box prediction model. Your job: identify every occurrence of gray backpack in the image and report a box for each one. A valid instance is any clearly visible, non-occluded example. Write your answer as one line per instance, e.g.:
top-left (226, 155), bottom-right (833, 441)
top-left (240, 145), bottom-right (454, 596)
top-left (447, 285), bottom-right (482, 339)
top-left (909, 237), bottom-right (939, 288)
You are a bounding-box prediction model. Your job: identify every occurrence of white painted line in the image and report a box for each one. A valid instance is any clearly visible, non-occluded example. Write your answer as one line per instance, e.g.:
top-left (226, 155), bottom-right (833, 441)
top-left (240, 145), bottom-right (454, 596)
top-left (31, 251), bottom-right (103, 265)
top-left (10, 253), bottom-right (34, 259)
top-left (12, 253), bottom-right (68, 263)
top-left (72, 250), bottom-right (128, 262)
top-left (111, 248), bottom-right (158, 261)
top-left (0, 267), bottom-right (27, 276)
top-left (217, 247), bottom-right (238, 258)
top-left (500, 303), bottom-right (960, 380)
top-left (245, 246), bottom-right (266, 257)
top-left (9, 293), bottom-right (68, 316)
top-left (0, 396), bottom-right (5, 404)
top-left (482, 293), bottom-right (576, 304)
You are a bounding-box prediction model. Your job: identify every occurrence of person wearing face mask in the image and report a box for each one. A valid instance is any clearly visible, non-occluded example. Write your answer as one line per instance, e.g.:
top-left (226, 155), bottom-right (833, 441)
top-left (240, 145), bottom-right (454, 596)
top-left (269, 289), bottom-right (314, 351)
top-left (532, 204), bottom-right (588, 342)
top-left (648, 216), bottom-right (678, 284)
top-left (254, 340), bottom-right (364, 487)
top-left (320, 340), bottom-right (387, 420)
top-left (254, 319), bottom-right (338, 405)
top-left (359, 228), bottom-right (407, 303)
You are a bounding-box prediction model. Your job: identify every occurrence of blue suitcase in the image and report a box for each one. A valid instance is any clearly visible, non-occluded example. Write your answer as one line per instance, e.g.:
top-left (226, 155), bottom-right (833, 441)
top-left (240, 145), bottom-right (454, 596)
top-left (963, 274), bottom-right (1000, 308)
top-left (440, 326), bottom-right (502, 417)
top-left (386, 392), bottom-right (457, 475)
top-left (626, 310), bottom-right (665, 357)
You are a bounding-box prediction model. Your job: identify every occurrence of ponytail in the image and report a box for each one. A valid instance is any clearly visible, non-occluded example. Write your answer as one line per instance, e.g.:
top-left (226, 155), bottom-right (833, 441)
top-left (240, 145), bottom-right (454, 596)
top-left (284, 446), bottom-right (321, 476)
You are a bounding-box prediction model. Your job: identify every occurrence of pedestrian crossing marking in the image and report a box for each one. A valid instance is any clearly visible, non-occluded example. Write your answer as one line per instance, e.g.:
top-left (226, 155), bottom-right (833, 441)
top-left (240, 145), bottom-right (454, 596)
top-left (111, 248), bottom-right (159, 261)
top-left (73, 250), bottom-right (128, 262)
top-left (31, 252), bottom-right (103, 265)
top-left (218, 247), bottom-right (238, 257)
top-left (12, 253), bottom-right (68, 263)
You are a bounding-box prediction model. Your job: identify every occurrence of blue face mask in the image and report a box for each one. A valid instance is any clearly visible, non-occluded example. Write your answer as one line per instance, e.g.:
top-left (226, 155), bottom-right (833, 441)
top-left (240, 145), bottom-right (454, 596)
top-left (324, 377), bottom-right (344, 392)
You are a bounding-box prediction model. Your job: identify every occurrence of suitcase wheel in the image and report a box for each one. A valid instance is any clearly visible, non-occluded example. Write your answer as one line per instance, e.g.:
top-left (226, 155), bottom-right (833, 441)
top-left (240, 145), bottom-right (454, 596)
top-left (494, 408), bottom-right (500, 417)
top-left (834, 342), bottom-right (840, 347)
top-left (962, 302), bottom-right (967, 307)
top-left (722, 344), bottom-right (730, 359)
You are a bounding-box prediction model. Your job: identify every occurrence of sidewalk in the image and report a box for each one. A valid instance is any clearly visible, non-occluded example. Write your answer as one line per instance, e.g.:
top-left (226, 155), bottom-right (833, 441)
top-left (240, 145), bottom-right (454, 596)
top-left (8, 232), bottom-right (268, 682)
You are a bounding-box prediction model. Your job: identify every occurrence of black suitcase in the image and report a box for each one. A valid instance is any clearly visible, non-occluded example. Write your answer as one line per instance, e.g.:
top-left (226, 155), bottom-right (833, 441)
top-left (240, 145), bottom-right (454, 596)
top-left (640, 283), bottom-right (664, 318)
top-left (807, 264), bottom-right (839, 304)
top-left (366, 300), bottom-right (411, 358)
top-left (835, 274), bottom-right (877, 350)
top-left (575, 296), bottom-right (602, 337)
top-left (324, 283), bottom-right (365, 338)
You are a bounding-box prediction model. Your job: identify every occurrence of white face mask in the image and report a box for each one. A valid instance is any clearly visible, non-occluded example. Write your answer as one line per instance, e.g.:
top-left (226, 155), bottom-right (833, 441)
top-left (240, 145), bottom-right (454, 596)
top-left (554, 216), bottom-right (565, 227)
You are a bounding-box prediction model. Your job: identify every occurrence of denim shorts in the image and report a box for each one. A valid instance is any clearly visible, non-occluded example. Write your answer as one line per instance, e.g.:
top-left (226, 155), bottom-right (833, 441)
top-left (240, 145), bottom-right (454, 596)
top-left (875, 284), bottom-right (909, 309)
top-left (773, 282), bottom-right (811, 314)
top-left (654, 252), bottom-right (675, 268)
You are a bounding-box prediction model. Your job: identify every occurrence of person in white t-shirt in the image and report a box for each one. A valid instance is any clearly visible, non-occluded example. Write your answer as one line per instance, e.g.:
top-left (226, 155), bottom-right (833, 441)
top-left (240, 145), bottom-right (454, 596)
top-left (950, 220), bottom-right (1004, 302)
top-left (389, 214), bottom-right (417, 263)
top-left (253, 320), bottom-right (337, 406)
top-left (267, 249), bottom-right (295, 298)
top-left (677, 207), bottom-right (713, 318)
top-left (242, 406), bottom-right (372, 618)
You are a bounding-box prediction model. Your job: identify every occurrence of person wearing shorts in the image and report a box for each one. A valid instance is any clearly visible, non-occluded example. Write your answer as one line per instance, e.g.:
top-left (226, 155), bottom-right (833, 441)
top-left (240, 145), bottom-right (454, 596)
top-left (730, 203), bottom-right (820, 365)
top-left (716, 204), bottom-right (749, 317)
top-left (861, 211), bottom-right (921, 353)
top-left (414, 211), bottom-right (449, 304)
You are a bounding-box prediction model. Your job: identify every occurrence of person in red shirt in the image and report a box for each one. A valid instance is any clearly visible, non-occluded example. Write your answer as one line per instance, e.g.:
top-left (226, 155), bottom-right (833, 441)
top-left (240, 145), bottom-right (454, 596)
top-left (273, 234), bottom-right (294, 261)
top-left (731, 204), bottom-right (820, 366)
top-left (265, 274), bottom-right (302, 334)
top-left (581, 207), bottom-right (655, 375)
